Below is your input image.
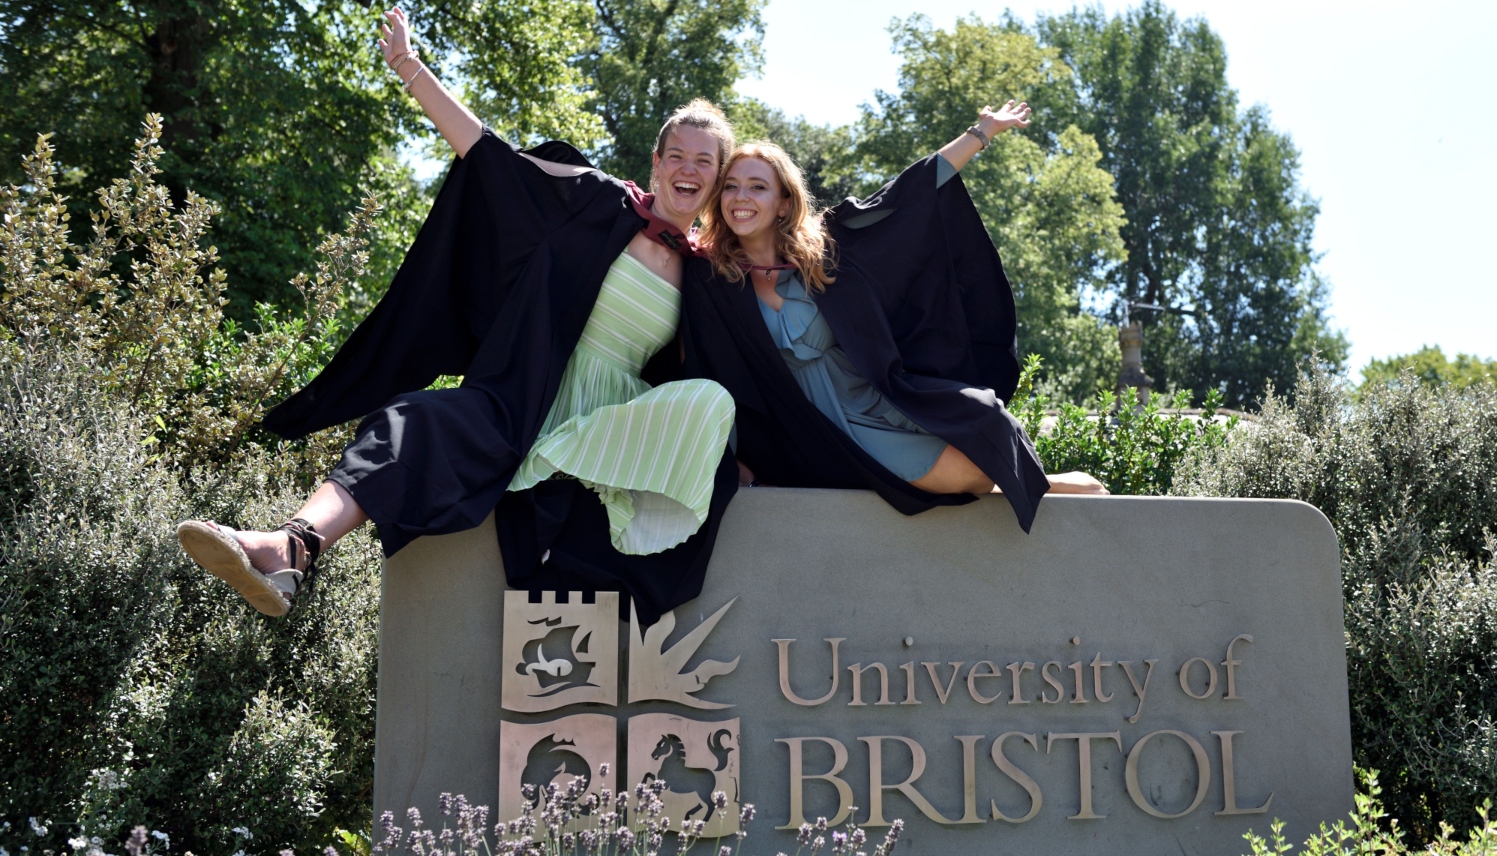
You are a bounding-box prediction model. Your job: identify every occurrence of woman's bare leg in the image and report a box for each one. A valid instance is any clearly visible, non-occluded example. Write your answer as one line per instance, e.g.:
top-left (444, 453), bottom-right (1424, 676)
top-left (229, 480), bottom-right (369, 571)
top-left (910, 445), bottom-right (998, 494)
top-left (909, 445), bottom-right (1109, 496)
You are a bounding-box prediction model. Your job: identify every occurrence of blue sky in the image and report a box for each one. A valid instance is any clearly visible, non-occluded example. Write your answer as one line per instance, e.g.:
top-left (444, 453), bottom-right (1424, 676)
top-left (735, 0), bottom-right (1497, 378)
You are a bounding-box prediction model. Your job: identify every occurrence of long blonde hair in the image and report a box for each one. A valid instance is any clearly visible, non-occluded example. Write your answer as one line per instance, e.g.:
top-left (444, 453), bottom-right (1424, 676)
top-left (699, 142), bottom-right (835, 292)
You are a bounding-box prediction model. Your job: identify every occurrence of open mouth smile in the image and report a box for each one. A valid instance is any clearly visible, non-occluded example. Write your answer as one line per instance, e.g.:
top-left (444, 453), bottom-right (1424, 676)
top-left (671, 181), bottom-right (701, 199)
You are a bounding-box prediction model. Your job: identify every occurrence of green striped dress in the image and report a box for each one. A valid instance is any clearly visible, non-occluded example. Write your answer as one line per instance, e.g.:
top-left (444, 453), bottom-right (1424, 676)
top-left (507, 250), bottom-right (734, 555)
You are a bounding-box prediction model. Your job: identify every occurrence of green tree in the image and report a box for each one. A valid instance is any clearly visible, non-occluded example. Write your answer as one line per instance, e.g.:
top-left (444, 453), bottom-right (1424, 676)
top-left (0, 0), bottom-right (603, 318)
top-left (1361, 345), bottom-right (1497, 392)
top-left (583, 0), bottom-right (766, 183)
top-left (1036, 1), bottom-right (1348, 407)
top-left (852, 15), bottom-right (1127, 403)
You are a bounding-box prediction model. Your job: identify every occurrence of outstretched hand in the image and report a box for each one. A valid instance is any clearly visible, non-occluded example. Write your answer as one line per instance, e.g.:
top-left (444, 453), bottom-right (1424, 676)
top-left (378, 6), bottom-right (412, 68)
top-left (978, 100), bottom-right (1033, 138)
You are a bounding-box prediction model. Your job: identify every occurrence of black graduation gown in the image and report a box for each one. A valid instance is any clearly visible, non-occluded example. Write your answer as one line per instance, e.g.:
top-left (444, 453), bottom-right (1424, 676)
top-left (262, 129), bottom-right (738, 624)
top-left (680, 154), bottom-right (1049, 530)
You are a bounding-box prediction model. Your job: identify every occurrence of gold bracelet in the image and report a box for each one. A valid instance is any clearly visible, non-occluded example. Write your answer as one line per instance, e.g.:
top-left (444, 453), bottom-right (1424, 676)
top-left (402, 63), bottom-right (427, 92)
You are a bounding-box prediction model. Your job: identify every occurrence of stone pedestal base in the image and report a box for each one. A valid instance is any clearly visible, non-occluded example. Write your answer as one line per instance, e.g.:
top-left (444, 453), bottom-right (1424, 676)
top-left (374, 490), bottom-right (1352, 854)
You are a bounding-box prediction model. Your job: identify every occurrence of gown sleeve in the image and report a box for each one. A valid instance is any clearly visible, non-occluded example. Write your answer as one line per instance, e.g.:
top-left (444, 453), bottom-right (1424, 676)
top-left (814, 154), bottom-right (1049, 530)
top-left (261, 130), bottom-right (620, 440)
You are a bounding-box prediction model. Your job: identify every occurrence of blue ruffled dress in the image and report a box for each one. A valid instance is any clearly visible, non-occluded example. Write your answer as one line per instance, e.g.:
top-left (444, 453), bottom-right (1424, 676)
top-left (757, 273), bottom-right (948, 481)
top-left (753, 153), bottom-right (964, 482)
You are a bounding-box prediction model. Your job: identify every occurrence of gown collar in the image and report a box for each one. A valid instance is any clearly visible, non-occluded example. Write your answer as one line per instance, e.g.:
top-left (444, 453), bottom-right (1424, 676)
top-left (624, 181), bottom-right (697, 256)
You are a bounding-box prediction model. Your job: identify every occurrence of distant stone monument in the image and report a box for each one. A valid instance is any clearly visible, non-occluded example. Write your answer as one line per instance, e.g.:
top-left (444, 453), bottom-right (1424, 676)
top-left (1117, 320), bottom-right (1155, 404)
top-left (372, 490), bottom-right (1352, 855)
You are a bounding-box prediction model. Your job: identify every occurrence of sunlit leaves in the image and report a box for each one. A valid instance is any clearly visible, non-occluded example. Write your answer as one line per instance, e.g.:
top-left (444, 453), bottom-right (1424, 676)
top-left (854, 15), bottom-right (1127, 403)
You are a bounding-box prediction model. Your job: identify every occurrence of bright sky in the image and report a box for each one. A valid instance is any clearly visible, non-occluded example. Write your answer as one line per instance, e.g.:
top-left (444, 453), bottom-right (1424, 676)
top-left (735, 0), bottom-right (1497, 378)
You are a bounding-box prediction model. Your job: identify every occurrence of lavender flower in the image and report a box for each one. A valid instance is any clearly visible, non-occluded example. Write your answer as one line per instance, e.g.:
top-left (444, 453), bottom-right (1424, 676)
top-left (881, 818), bottom-right (903, 852)
top-left (123, 827), bottom-right (148, 856)
top-left (797, 823), bottom-right (813, 846)
top-left (739, 803), bottom-right (756, 824)
top-left (378, 811), bottom-right (402, 852)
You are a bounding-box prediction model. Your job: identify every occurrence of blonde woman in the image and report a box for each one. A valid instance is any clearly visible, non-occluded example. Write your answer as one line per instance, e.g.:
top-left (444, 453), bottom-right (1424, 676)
top-left (684, 101), bottom-right (1105, 533)
top-left (177, 7), bottom-right (739, 625)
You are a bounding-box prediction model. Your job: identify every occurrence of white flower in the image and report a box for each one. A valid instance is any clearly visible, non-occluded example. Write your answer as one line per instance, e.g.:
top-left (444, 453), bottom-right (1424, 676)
top-left (230, 826), bottom-right (252, 840)
top-left (148, 831), bottom-right (168, 849)
top-left (69, 838), bottom-right (88, 851)
top-left (28, 819), bottom-right (47, 836)
top-left (90, 769), bottom-right (125, 791)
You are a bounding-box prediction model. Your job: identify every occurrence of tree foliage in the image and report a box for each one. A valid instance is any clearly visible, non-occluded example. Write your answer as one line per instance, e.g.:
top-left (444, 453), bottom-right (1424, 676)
top-left (1035, 1), bottom-right (1348, 407)
top-left (850, 15), bottom-right (1127, 403)
top-left (0, 0), bottom-right (616, 319)
top-left (1361, 345), bottom-right (1497, 393)
top-left (583, 0), bottom-right (766, 183)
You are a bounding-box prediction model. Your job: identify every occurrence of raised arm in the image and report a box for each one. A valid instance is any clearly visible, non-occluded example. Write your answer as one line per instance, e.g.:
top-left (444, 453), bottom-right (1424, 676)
top-left (379, 6), bottom-right (483, 158)
top-left (936, 100), bottom-right (1033, 173)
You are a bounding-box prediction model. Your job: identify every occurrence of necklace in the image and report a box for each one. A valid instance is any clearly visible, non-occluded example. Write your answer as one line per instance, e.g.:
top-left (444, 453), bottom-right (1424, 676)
top-left (742, 262), bottom-right (796, 275)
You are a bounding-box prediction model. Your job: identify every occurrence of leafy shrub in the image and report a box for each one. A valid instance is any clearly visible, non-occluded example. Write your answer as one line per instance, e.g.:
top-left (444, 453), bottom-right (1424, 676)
top-left (1241, 771), bottom-right (1497, 856)
top-left (0, 118), bottom-right (384, 854)
top-left (1012, 354), bottom-right (1237, 495)
top-left (1176, 363), bottom-right (1497, 840)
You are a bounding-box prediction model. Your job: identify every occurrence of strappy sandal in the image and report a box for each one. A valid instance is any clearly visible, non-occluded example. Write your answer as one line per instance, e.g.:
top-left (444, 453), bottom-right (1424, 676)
top-left (175, 518), bottom-right (324, 617)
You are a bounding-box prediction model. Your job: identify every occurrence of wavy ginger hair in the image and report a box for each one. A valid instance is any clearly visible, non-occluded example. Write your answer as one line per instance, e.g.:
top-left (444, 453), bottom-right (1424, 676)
top-left (699, 142), bottom-right (835, 292)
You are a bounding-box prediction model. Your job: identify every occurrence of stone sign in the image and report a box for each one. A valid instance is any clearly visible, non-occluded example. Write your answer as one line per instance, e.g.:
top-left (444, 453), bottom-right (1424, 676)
top-left (373, 490), bottom-right (1352, 854)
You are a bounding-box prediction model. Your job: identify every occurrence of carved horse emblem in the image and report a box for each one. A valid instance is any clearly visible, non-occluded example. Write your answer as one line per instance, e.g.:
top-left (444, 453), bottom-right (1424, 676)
top-left (642, 730), bottom-right (734, 820)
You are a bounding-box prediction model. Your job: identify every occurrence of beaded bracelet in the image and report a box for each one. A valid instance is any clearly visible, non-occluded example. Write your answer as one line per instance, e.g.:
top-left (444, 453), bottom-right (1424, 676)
top-left (390, 50), bottom-right (419, 76)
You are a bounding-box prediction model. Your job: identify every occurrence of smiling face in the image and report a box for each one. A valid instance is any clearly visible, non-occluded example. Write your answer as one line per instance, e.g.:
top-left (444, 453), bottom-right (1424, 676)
top-left (719, 156), bottom-right (787, 241)
top-left (651, 125), bottom-right (722, 225)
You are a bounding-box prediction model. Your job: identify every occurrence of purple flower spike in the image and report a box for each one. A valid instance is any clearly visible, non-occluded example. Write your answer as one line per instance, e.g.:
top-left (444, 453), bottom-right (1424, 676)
top-left (124, 828), bottom-right (149, 856)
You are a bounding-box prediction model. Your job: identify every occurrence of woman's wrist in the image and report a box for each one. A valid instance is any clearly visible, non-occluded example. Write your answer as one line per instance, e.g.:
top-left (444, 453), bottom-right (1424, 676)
top-left (388, 49), bottom-right (418, 73)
